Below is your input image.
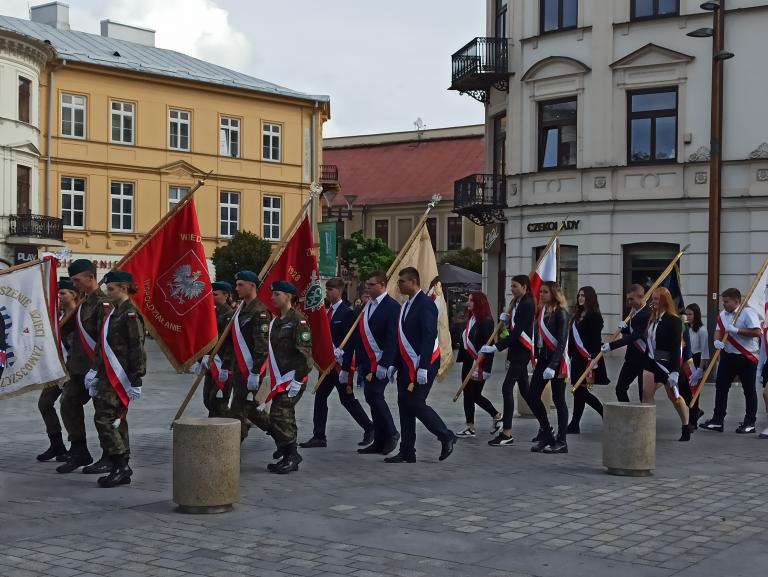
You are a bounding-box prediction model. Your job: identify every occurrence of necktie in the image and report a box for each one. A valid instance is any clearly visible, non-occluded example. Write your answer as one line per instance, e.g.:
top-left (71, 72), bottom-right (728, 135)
top-left (327, 306), bottom-right (334, 324)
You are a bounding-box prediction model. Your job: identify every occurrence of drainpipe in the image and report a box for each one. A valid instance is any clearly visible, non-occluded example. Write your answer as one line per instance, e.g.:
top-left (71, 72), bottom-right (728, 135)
top-left (310, 101), bottom-right (319, 228)
top-left (45, 59), bottom-right (66, 216)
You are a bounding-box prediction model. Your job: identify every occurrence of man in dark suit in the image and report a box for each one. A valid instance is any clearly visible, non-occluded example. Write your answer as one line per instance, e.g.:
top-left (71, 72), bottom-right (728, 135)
top-left (301, 278), bottom-right (373, 448)
top-left (602, 284), bottom-right (651, 402)
top-left (385, 267), bottom-right (456, 463)
top-left (343, 271), bottom-right (400, 455)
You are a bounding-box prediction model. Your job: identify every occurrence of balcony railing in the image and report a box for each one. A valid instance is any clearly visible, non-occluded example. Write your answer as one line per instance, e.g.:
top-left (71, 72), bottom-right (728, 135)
top-left (320, 164), bottom-right (340, 189)
top-left (8, 214), bottom-right (64, 242)
top-left (449, 37), bottom-right (510, 102)
top-left (453, 174), bottom-right (507, 226)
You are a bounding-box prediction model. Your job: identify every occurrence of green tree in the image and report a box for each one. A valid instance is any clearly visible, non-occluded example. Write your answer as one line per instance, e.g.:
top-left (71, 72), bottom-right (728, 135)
top-left (211, 230), bottom-right (272, 283)
top-left (340, 230), bottom-right (395, 280)
top-left (440, 247), bottom-right (482, 273)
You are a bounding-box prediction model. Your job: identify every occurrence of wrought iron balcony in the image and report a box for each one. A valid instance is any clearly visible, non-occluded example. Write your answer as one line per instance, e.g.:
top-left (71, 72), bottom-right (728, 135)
top-left (8, 214), bottom-right (64, 242)
top-left (453, 174), bottom-right (507, 226)
top-left (449, 37), bottom-right (510, 103)
top-left (320, 164), bottom-right (340, 189)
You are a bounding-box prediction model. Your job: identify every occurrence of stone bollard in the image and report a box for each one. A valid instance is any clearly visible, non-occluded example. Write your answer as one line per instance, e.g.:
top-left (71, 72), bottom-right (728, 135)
top-left (516, 378), bottom-right (554, 417)
top-left (173, 417), bottom-right (240, 513)
top-left (603, 402), bottom-right (655, 477)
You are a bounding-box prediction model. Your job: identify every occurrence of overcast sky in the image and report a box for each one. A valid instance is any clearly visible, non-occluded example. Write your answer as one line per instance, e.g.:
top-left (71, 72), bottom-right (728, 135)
top-left (5, 0), bottom-right (485, 137)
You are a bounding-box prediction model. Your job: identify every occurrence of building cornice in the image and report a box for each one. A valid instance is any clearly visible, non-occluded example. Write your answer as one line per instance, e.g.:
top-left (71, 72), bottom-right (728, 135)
top-left (0, 29), bottom-right (56, 70)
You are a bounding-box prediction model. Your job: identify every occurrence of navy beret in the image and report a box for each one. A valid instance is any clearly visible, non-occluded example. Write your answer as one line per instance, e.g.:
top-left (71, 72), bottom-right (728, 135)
top-left (212, 281), bottom-right (232, 292)
top-left (58, 277), bottom-right (76, 291)
top-left (104, 270), bottom-right (134, 284)
top-left (68, 258), bottom-right (95, 277)
top-left (235, 270), bottom-right (259, 284)
top-left (270, 280), bottom-right (297, 295)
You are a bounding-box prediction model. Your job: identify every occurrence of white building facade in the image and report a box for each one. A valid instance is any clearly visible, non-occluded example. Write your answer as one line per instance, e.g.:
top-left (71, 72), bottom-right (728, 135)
top-left (451, 0), bottom-right (768, 328)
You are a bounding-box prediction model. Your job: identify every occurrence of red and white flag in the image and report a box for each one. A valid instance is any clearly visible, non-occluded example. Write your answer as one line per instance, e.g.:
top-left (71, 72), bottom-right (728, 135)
top-left (747, 265), bottom-right (768, 377)
top-left (531, 239), bottom-right (558, 300)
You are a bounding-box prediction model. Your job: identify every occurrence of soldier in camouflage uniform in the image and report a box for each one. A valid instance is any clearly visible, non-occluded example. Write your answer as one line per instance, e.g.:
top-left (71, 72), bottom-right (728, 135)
top-left (249, 281), bottom-right (313, 475)
top-left (57, 259), bottom-right (109, 474)
top-left (229, 270), bottom-right (270, 441)
top-left (86, 270), bottom-right (146, 488)
top-left (35, 277), bottom-right (79, 462)
top-left (199, 281), bottom-right (235, 417)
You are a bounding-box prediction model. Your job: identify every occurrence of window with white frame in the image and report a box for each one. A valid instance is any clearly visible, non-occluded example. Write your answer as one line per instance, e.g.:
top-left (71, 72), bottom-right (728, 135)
top-left (111, 101), bottom-right (134, 144)
top-left (110, 181), bottom-right (134, 231)
top-left (169, 186), bottom-right (190, 211)
top-left (263, 195), bottom-right (281, 240)
top-left (220, 117), bottom-right (240, 157)
top-left (262, 123), bottom-right (281, 161)
top-left (220, 191), bottom-right (240, 237)
top-left (61, 93), bottom-right (86, 138)
top-left (61, 177), bottom-right (85, 228)
top-left (169, 109), bottom-right (190, 151)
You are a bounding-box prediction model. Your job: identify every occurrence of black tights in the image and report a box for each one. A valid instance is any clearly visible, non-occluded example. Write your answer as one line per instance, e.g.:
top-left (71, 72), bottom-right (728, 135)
top-left (529, 364), bottom-right (568, 440)
top-left (570, 387), bottom-right (603, 426)
top-left (500, 362), bottom-right (529, 430)
top-left (462, 372), bottom-right (499, 424)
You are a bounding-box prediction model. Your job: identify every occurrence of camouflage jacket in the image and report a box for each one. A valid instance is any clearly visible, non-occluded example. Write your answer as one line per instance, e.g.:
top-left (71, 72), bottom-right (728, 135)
top-left (231, 297), bottom-right (270, 376)
top-left (214, 301), bottom-right (235, 364)
top-left (68, 288), bottom-right (109, 376)
top-left (59, 307), bottom-right (77, 354)
top-left (93, 299), bottom-right (147, 387)
top-left (269, 307), bottom-right (313, 383)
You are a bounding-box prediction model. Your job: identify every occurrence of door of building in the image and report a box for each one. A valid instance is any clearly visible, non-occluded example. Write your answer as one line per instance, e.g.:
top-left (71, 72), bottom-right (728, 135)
top-left (622, 242), bottom-right (679, 314)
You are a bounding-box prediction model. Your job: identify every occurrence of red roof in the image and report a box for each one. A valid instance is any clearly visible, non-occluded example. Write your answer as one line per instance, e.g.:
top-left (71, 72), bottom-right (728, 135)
top-left (323, 135), bottom-right (484, 206)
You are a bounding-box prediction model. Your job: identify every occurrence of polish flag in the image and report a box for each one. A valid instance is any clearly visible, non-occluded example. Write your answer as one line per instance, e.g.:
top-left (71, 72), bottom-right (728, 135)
top-left (530, 239), bottom-right (558, 300)
top-left (747, 265), bottom-right (768, 379)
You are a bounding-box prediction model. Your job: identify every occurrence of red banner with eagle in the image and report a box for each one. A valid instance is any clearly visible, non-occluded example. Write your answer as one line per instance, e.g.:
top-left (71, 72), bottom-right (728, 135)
top-left (117, 199), bottom-right (217, 371)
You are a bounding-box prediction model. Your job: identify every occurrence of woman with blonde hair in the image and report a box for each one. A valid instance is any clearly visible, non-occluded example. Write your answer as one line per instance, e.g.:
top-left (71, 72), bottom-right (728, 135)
top-left (643, 287), bottom-right (691, 441)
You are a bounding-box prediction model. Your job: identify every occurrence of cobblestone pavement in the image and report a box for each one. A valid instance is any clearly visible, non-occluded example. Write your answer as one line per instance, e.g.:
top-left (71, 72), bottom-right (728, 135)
top-left (1, 341), bottom-right (767, 577)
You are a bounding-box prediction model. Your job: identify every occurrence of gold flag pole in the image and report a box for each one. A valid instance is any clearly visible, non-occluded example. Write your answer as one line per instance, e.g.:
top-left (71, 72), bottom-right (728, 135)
top-left (571, 244), bottom-right (691, 394)
top-left (452, 222), bottom-right (566, 403)
top-left (312, 194), bottom-right (442, 393)
top-left (689, 254), bottom-right (768, 407)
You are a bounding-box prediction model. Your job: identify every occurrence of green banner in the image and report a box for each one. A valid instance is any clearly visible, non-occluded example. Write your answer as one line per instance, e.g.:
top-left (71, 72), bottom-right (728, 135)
top-left (318, 221), bottom-right (338, 277)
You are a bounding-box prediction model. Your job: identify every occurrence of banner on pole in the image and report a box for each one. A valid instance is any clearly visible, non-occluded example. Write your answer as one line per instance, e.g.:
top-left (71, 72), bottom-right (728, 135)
top-left (318, 221), bottom-right (338, 278)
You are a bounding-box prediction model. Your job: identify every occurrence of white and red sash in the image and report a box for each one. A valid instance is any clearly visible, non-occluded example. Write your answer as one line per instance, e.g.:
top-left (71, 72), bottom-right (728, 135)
top-left (570, 321), bottom-right (593, 383)
top-left (397, 303), bottom-right (440, 385)
top-left (509, 302), bottom-right (535, 364)
top-left (718, 312), bottom-right (758, 364)
top-left (265, 319), bottom-right (307, 402)
top-left (647, 318), bottom-right (680, 398)
top-left (58, 311), bottom-right (70, 363)
top-left (209, 354), bottom-right (227, 390)
top-left (101, 304), bottom-right (131, 409)
top-left (462, 315), bottom-right (484, 375)
top-left (76, 302), bottom-right (97, 361)
top-left (537, 308), bottom-right (569, 378)
top-left (231, 303), bottom-right (254, 377)
top-left (360, 301), bottom-right (384, 379)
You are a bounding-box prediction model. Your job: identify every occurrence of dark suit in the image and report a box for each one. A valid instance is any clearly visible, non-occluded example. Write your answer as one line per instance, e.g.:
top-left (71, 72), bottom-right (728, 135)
top-left (312, 302), bottom-right (372, 440)
top-left (395, 292), bottom-right (452, 459)
top-left (343, 294), bottom-right (400, 445)
top-left (609, 304), bottom-right (651, 402)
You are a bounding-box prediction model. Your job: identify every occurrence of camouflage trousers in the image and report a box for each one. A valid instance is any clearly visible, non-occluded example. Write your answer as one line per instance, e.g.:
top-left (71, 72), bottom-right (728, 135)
top-left (60, 374), bottom-right (91, 442)
top-left (38, 384), bottom-right (63, 435)
top-left (92, 379), bottom-right (131, 457)
top-left (248, 386), bottom-right (305, 449)
top-left (227, 374), bottom-right (255, 441)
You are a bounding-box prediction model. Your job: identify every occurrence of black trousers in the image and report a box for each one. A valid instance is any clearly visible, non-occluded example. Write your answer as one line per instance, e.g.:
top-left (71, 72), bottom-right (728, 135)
top-left (313, 370), bottom-right (372, 439)
top-left (364, 374), bottom-right (398, 445)
top-left (713, 352), bottom-right (758, 425)
top-left (500, 361), bottom-right (529, 430)
top-left (38, 385), bottom-right (63, 435)
top-left (615, 360), bottom-right (645, 403)
top-left (528, 363), bottom-right (568, 440)
top-left (570, 386), bottom-right (603, 426)
top-left (461, 361), bottom-right (499, 424)
top-left (396, 373), bottom-right (451, 459)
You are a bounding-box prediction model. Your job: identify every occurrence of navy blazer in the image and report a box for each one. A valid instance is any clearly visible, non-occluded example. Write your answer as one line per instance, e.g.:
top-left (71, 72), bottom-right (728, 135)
top-left (329, 301), bottom-right (355, 348)
top-left (609, 304), bottom-right (651, 365)
top-left (397, 291), bottom-right (440, 374)
top-left (342, 294), bottom-right (400, 374)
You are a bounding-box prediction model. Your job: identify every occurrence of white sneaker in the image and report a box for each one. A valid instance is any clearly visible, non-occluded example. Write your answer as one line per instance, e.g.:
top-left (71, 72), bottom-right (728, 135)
top-left (490, 416), bottom-right (503, 434)
top-left (456, 428), bottom-right (476, 438)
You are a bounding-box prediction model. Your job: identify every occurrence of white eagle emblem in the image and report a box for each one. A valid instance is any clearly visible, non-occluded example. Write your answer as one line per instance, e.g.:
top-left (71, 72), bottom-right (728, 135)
top-left (167, 264), bottom-right (205, 304)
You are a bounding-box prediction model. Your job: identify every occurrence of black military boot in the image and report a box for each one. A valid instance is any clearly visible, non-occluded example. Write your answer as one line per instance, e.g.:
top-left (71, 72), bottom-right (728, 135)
top-left (98, 455), bottom-right (132, 488)
top-left (56, 440), bottom-right (93, 473)
top-left (83, 452), bottom-right (114, 474)
top-left (531, 427), bottom-right (555, 453)
top-left (56, 449), bottom-right (71, 462)
top-left (270, 444), bottom-right (302, 474)
top-left (37, 432), bottom-right (67, 462)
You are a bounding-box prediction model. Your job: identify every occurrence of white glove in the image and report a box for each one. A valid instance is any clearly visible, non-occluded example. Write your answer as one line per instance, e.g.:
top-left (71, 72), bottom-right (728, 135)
top-left (416, 368), bottom-right (428, 385)
top-left (482, 371), bottom-right (491, 380)
top-left (499, 312), bottom-right (510, 323)
top-left (618, 321), bottom-right (628, 330)
top-left (542, 367), bottom-right (555, 380)
top-left (667, 372), bottom-right (679, 387)
top-left (84, 369), bottom-right (98, 391)
top-left (287, 379), bottom-right (302, 398)
top-left (375, 365), bottom-right (388, 380)
top-left (200, 356), bottom-right (210, 370)
top-left (387, 365), bottom-right (396, 381)
top-left (691, 367), bottom-right (703, 385)
top-left (218, 368), bottom-right (229, 383)
top-left (334, 347), bottom-right (344, 363)
top-left (725, 323), bottom-right (740, 335)
top-left (601, 343), bottom-right (611, 353)
top-left (192, 361), bottom-right (202, 375)
top-left (339, 370), bottom-right (349, 385)
top-left (480, 345), bottom-right (498, 354)
top-left (246, 373), bottom-right (261, 392)
top-left (87, 383), bottom-right (97, 398)
top-left (127, 386), bottom-right (142, 401)
top-left (714, 339), bottom-right (726, 350)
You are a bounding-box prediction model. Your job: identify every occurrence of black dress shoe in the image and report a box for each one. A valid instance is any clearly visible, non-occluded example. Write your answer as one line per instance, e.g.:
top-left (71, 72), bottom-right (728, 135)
top-left (358, 428), bottom-right (374, 446)
top-left (566, 423), bottom-right (580, 435)
top-left (380, 433), bottom-right (400, 455)
top-left (383, 453), bottom-right (415, 463)
top-left (298, 437), bottom-right (327, 449)
top-left (543, 440), bottom-right (569, 454)
top-left (531, 429), bottom-right (555, 453)
top-left (439, 433), bottom-right (457, 461)
top-left (357, 443), bottom-right (384, 454)
top-left (83, 456), bottom-right (114, 475)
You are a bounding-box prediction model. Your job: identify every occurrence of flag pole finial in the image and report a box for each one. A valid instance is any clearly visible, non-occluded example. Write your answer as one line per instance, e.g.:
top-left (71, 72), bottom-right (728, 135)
top-left (310, 181), bottom-right (323, 199)
top-left (429, 194), bottom-right (442, 209)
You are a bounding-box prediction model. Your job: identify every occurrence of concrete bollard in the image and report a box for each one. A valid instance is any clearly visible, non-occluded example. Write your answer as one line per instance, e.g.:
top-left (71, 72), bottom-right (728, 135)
top-left (516, 378), bottom-right (554, 417)
top-left (173, 417), bottom-right (240, 513)
top-left (603, 402), bottom-right (655, 477)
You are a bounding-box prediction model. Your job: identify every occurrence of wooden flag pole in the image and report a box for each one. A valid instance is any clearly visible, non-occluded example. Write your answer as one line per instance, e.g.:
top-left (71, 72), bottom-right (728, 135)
top-left (689, 254), bottom-right (768, 408)
top-left (312, 195), bottom-right (442, 393)
top-left (170, 301), bottom-right (243, 428)
top-left (571, 244), bottom-right (691, 394)
top-left (452, 223), bottom-right (566, 402)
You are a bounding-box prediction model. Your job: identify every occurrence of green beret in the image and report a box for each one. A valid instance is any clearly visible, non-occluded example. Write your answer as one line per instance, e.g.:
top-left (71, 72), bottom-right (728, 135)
top-left (58, 277), bottom-right (76, 291)
top-left (68, 258), bottom-right (95, 277)
top-left (104, 270), bottom-right (134, 284)
top-left (271, 280), bottom-right (297, 295)
top-left (235, 270), bottom-right (259, 284)
top-left (212, 281), bottom-right (232, 292)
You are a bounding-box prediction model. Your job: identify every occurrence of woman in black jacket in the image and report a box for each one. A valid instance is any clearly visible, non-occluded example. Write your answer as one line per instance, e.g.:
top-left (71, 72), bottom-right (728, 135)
top-left (567, 286), bottom-right (608, 433)
top-left (643, 287), bottom-right (691, 441)
top-left (481, 275), bottom-right (536, 446)
top-left (456, 291), bottom-right (502, 437)
top-left (530, 281), bottom-right (570, 454)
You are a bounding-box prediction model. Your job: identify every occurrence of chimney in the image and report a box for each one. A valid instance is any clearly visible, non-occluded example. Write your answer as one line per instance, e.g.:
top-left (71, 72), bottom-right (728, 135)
top-left (30, 2), bottom-right (70, 31)
top-left (100, 20), bottom-right (155, 47)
